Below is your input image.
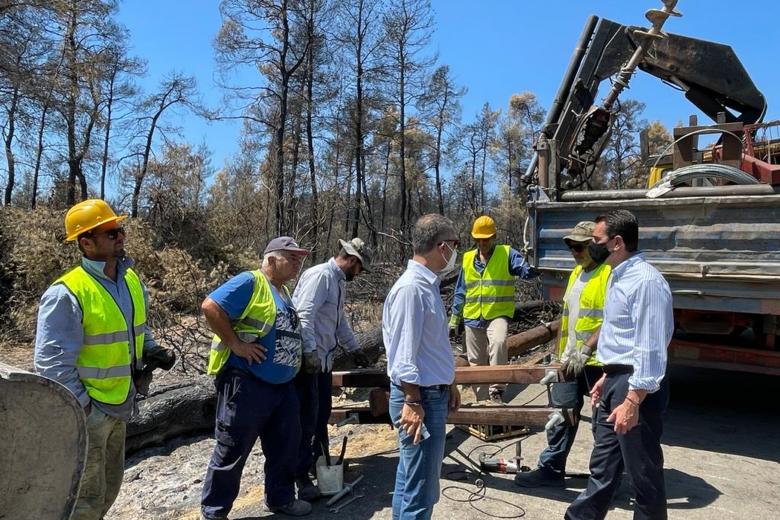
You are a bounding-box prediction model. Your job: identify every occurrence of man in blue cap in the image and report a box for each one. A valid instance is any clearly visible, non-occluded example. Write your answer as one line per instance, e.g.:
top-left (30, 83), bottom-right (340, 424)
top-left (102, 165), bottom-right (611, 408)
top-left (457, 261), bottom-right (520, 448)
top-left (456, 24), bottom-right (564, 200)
top-left (200, 236), bottom-right (312, 519)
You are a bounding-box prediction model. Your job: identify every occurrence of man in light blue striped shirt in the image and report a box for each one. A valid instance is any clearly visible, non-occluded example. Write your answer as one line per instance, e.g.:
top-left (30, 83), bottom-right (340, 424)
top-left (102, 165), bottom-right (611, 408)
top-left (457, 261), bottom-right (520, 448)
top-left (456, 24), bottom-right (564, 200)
top-left (384, 214), bottom-right (461, 520)
top-left (566, 209), bottom-right (674, 520)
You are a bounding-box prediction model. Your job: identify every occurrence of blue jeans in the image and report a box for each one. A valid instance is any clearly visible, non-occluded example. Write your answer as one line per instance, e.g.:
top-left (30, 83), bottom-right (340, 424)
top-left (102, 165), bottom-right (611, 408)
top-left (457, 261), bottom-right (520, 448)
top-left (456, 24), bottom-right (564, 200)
top-left (389, 383), bottom-right (449, 520)
top-left (538, 366), bottom-right (602, 474)
top-left (201, 368), bottom-right (301, 519)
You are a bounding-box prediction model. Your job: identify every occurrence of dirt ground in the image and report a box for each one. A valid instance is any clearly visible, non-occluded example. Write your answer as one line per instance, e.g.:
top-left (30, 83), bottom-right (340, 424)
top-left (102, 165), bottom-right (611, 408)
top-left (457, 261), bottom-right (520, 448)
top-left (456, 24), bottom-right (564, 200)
top-left (101, 365), bottom-right (780, 520)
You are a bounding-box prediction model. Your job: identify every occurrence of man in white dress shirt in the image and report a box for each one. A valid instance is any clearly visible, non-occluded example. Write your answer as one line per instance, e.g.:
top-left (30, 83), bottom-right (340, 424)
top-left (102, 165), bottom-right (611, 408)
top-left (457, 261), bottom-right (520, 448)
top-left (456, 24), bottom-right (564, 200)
top-left (565, 209), bottom-right (674, 520)
top-left (384, 213), bottom-right (461, 520)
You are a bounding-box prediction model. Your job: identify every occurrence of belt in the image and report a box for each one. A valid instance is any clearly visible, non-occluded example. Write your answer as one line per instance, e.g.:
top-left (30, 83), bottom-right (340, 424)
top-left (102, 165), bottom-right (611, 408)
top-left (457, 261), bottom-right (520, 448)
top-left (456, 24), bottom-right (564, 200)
top-left (603, 364), bottom-right (633, 375)
top-left (421, 384), bottom-right (450, 391)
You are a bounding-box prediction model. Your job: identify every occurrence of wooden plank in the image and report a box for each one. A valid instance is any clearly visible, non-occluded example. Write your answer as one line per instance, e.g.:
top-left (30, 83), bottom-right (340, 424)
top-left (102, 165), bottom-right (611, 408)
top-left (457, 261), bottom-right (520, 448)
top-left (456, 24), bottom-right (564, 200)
top-left (331, 369), bottom-right (389, 387)
top-left (453, 365), bottom-right (560, 384)
top-left (329, 406), bottom-right (572, 429)
top-left (332, 365), bottom-right (563, 387)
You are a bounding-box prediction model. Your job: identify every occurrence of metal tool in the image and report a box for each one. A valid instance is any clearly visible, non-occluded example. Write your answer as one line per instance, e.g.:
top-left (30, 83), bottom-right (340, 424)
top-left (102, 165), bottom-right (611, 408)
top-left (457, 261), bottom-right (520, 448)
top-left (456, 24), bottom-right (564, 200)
top-left (335, 413), bottom-right (359, 427)
top-left (479, 453), bottom-right (522, 474)
top-left (321, 441), bottom-right (332, 466)
top-left (328, 492), bottom-right (364, 513)
top-left (325, 474), bottom-right (364, 507)
top-left (335, 435), bottom-right (348, 466)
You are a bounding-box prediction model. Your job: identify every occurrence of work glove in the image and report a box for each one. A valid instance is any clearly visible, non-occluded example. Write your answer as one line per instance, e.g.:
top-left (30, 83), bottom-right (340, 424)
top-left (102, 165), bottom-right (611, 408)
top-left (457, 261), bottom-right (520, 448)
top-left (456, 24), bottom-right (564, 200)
top-left (448, 314), bottom-right (461, 339)
top-left (561, 345), bottom-right (592, 379)
top-left (135, 346), bottom-right (177, 396)
top-left (352, 350), bottom-right (370, 368)
top-left (143, 346), bottom-right (176, 371)
top-left (303, 351), bottom-right (320, 374)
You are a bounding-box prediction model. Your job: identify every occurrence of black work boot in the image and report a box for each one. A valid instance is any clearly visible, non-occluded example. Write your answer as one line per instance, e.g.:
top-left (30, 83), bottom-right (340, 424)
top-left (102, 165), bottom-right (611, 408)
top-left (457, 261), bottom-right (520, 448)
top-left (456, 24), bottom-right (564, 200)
top-left (296, 476), bottom-right (321, 501)
top-left (514, 466), bottom-right (565, 488)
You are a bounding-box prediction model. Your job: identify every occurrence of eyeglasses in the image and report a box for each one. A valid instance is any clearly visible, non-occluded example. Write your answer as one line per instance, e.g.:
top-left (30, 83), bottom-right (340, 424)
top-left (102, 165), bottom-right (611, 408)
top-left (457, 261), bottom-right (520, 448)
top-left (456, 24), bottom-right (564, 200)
top-left (568, 243), bottom-right (587, 253)
top-left (440, 238), bottom-right (459, 249)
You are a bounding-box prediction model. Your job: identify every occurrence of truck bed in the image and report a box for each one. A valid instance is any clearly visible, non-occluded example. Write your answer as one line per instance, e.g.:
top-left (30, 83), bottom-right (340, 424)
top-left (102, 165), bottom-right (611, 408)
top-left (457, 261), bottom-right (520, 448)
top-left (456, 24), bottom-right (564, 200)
top-left (530, 192), bottom-right (780, 374)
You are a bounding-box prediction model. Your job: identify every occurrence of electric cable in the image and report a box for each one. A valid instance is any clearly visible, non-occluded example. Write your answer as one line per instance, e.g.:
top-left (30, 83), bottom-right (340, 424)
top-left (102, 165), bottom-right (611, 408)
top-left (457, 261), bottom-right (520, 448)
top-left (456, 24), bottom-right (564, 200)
top-left (441, 436), bottom-right (532, 519)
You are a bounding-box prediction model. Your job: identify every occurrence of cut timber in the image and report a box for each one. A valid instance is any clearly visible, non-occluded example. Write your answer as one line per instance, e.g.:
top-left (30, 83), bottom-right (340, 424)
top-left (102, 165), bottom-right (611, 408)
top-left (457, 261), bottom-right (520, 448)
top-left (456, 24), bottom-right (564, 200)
top-left (329, 406), bottom-right (571, 429)
top-left (332, 365), bottom-right (563, 388)
top-left (456, 366), bottom-right (559, 384)
top-left (332, 369), bottom-right (389, 387)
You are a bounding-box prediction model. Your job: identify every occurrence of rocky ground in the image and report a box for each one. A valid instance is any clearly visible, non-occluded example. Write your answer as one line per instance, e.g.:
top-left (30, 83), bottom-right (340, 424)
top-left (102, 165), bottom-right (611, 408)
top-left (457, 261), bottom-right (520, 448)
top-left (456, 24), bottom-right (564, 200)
top-left (99, 366), bottom-right (780, 520)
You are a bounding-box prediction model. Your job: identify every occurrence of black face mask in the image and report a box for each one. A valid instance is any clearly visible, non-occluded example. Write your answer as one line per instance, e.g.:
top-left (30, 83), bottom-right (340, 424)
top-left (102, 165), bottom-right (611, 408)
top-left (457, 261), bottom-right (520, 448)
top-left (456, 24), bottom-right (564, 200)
top-left (588, 241), bottom-right (611, 264)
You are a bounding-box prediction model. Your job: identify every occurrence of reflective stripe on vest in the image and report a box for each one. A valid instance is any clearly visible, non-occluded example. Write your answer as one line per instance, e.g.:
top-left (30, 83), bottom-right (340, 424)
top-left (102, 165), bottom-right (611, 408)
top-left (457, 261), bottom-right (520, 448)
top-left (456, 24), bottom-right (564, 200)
top-left (56, 266), bottom-right (146, 405)
top-left (207, 270), bottom-right (278, 375)
top-left (462, 245), bottom-right (515, 320)
top-left (558, 263), bottom-right (611, 367)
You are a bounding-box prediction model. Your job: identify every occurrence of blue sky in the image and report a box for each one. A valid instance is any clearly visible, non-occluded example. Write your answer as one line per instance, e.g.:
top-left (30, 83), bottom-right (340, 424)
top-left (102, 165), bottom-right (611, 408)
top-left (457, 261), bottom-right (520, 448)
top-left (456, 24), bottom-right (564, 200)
top-left (117, 0), bottom-right (780, 171)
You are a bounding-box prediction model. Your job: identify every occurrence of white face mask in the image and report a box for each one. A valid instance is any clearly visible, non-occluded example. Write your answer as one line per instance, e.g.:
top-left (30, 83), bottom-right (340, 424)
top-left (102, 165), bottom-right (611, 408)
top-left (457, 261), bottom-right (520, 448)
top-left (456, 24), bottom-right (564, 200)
top-left (438, 242), bottom-right (458, 278)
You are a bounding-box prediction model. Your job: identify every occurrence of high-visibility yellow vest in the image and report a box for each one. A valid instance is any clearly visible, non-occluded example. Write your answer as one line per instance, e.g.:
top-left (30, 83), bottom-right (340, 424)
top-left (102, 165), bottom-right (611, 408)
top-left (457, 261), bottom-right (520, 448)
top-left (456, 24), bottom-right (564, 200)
top-left (462, 245), bottom-right (516, 320)
top-left (558, 263), bottom-right (611, 366)
top-left (55, 266), bottom-right (146, 405)
top-left (207, 270), bottom-right (278, 376)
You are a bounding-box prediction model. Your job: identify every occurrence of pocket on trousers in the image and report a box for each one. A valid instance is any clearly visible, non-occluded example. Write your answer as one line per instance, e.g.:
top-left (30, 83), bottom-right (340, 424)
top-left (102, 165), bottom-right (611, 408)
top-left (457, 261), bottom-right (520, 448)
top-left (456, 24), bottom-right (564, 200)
top-left (215, 374), bottom-right (241, 447)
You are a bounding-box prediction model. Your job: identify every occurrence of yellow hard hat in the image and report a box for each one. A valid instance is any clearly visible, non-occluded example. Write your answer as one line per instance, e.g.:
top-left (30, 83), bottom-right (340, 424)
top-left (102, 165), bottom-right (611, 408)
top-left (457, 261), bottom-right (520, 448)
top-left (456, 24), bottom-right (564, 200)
top-left (471, 215), bottom-right (496, 239)
top-left (64, 199), bottom-right (127, 241)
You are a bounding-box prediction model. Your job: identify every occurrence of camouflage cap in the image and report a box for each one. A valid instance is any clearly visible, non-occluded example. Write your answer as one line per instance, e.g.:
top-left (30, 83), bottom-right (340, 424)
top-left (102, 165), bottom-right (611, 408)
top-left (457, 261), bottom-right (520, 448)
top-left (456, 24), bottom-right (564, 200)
top-left (563, 221), bottom-right (595, 243)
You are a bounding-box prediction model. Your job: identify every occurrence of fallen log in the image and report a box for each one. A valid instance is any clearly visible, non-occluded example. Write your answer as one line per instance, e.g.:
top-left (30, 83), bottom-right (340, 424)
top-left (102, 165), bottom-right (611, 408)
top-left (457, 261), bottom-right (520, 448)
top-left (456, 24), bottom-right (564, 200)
top-left (126, 375), bottom-right (216, 454)
top-left (508, 320), bottom-right (560, 359)
top-left (331, 327), bottom-right (384, 370)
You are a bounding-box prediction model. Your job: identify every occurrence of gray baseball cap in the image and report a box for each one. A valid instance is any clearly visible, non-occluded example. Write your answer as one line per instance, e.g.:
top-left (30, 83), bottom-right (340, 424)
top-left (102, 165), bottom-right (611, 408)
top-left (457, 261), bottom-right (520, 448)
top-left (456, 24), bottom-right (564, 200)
top-left (263, 236), bottom-right (310, 256)
top-left (563, 221), bottom-right (595, 243)
top-left (339, 237), bottom-right (372, 271)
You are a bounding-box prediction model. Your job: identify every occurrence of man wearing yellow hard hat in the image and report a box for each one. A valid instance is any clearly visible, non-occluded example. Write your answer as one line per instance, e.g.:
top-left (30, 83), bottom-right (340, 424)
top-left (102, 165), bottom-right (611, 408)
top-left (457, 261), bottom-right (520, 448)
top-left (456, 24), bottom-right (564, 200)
top-left (449, 215), bottom-right (536, 403)
top-left (34, 199), bottom-right (174, 520)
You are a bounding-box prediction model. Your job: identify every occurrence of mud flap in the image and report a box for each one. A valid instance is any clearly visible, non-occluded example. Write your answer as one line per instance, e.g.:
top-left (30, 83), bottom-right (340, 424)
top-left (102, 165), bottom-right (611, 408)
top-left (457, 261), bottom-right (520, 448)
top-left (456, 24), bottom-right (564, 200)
top-left (0, 361), bottom-right (87, 519)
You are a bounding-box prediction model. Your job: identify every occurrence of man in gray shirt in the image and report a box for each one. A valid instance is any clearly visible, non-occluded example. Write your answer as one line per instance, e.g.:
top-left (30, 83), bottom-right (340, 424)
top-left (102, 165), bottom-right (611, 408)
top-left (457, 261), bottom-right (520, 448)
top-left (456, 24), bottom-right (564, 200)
top-left (291, 238), bottom-right (371, 500)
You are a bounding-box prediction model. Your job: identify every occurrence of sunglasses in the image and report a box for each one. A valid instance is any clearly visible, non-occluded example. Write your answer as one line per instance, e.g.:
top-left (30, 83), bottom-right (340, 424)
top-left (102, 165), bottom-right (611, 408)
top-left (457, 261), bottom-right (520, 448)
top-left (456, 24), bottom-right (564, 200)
top-left (568, 242), bottom-right (587, 253)
top-left (95, 226), bottom-right (125, 240)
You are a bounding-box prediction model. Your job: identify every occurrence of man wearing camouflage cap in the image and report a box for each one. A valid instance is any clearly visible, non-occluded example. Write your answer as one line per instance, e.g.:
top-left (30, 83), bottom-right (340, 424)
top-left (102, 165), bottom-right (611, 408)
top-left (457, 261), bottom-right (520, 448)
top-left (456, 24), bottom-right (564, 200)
top-left (515, 221), bottom-right (610, 489)
top-left (291, 238), bottom-right (371, 500)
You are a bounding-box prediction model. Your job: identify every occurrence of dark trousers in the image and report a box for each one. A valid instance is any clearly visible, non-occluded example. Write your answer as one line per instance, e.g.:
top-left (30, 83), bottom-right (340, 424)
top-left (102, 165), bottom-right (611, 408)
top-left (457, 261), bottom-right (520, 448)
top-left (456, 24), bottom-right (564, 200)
top-left (294, 370), bottom-right (318, 479)
top-left (294, 368), bottom-right (334, 477)
top-left (538, 365), bottom-right (603, 473)
top-left (201, 368), bottom-right (301, 519)
top-left (565, 372), bottom-right (669, 520)
top-left (313, 370), bottom-right (333, 462)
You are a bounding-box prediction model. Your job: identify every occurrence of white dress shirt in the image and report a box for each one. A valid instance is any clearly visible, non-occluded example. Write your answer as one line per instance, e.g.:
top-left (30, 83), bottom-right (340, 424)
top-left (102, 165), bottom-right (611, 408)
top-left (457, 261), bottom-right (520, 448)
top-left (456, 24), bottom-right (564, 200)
top-left (597, 253), bottom-right (674, 392)
top-left (383, 260), bottom-right (455, 387)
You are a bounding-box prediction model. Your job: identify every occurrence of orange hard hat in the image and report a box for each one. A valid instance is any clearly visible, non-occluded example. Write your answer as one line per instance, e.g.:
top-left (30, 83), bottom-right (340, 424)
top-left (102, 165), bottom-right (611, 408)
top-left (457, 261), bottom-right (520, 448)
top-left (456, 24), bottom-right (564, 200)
top-left (471, 215), bottom-right (496, 239)
top-left (64, 199), bottom-right (127, 241)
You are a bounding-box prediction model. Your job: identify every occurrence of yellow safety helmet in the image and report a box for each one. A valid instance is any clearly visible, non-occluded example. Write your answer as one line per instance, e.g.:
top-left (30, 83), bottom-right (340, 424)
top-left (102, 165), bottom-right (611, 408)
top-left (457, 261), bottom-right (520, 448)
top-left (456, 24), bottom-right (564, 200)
top-left (471, 215), bottom-right (496, 239)
top-left (64, 199), bottom-right (127, 242)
